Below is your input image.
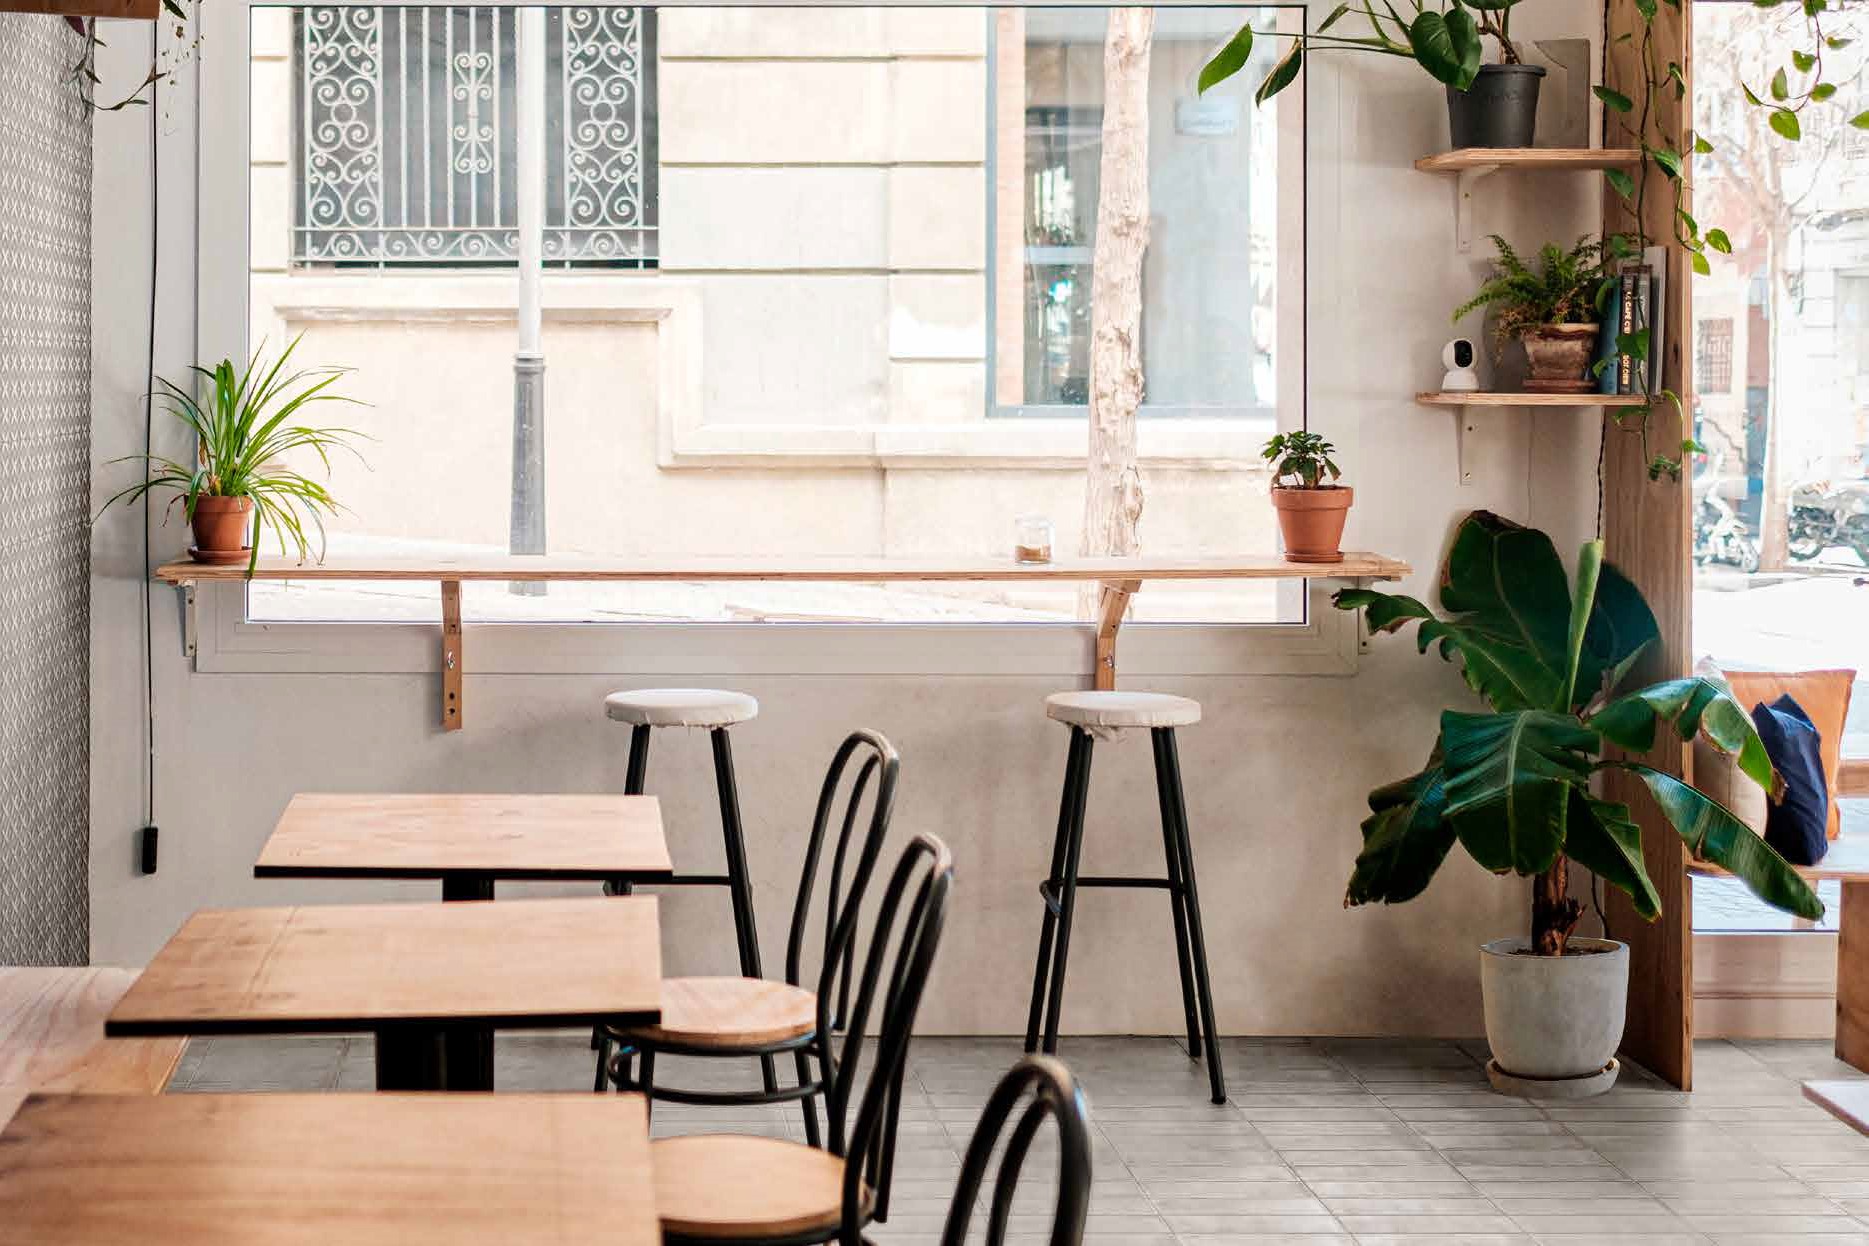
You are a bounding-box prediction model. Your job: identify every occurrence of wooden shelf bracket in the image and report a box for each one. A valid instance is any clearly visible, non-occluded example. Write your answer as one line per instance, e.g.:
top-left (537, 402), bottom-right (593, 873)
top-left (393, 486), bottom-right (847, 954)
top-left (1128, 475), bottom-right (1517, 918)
top-left (1094, 578), bottom-right (1142, 691)
top-left (1453, 164), bottom-right (1501, 253)
top-left (441, 580), bottom-right (463, 732)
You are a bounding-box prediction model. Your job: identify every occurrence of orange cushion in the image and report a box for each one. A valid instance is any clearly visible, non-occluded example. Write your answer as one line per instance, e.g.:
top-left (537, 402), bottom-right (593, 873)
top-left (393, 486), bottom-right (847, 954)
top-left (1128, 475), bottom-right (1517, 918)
top-left (1724, 669), bottom-right (1855, 840)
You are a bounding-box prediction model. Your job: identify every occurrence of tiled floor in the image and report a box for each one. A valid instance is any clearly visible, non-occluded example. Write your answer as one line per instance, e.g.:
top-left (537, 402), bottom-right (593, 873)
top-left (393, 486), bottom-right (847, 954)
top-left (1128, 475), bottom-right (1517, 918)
top-left (173, 1032), bottom-right (1869, 1244)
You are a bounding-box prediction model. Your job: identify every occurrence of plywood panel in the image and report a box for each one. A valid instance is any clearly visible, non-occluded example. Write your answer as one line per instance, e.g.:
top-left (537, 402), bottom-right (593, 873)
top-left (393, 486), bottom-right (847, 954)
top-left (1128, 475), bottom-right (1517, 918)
top-left (1601, 0), bottom-right (1696, 1092)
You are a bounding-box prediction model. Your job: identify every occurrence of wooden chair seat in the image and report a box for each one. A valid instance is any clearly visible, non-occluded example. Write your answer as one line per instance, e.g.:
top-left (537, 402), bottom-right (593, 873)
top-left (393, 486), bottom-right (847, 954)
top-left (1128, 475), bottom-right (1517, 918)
top-left (652, 1133), bottom-right (872, 1242)
top-left (607, 976), bottom-right (817, 1051)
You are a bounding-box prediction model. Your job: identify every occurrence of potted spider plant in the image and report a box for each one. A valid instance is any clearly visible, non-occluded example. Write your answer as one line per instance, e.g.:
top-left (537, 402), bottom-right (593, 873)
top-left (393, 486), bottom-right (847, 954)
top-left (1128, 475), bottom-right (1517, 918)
top-left (100, 337), bottom-right (365, 572)
top-left (1263, 430), bottom-right (1352, 563)
top-left (1454, 236), bottom-right (1610, 394)
top-left (1336, 511), bottom-right (1821, 1097)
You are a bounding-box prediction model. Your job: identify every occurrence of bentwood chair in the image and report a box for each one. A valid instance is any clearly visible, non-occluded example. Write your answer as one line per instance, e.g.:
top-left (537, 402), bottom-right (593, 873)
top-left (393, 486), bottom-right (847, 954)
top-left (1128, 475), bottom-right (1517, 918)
top-left (941, 1057), bottom-right (1092, 1246)
top-left (598, 729), bottom-right (899, 1149)
top-left (649, 833), bottom-right (954, 1245)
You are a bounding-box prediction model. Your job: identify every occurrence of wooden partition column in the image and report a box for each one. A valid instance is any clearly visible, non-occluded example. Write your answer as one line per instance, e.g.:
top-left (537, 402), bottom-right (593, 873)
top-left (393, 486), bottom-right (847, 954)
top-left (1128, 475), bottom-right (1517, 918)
top-left (1601, 0), bottom-right (1697, 1090)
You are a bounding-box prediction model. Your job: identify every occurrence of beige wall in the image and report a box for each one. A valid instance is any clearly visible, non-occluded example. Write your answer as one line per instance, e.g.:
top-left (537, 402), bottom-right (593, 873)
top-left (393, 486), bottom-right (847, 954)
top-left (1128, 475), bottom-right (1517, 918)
top-left (93, 2), bottom-right (1608, 1037)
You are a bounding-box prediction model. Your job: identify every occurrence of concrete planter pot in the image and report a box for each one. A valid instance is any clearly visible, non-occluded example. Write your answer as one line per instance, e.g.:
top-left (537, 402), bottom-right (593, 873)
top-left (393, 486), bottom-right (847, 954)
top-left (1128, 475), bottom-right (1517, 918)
top-left (1446, 63), bottom-right (1546, 148)
top-left (1480, 936), bottom-right (1628, 1098)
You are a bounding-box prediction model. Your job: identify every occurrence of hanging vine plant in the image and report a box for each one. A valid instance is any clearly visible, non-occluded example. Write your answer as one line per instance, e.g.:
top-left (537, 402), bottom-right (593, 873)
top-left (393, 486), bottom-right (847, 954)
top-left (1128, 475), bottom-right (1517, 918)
top-left (66, 1), bottom-right (195, 113)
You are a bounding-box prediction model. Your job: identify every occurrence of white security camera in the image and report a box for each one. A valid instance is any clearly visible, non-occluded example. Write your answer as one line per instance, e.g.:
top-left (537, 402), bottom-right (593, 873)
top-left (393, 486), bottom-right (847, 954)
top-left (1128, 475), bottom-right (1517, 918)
top-left (1442, 338), bottom-right (1480, 391)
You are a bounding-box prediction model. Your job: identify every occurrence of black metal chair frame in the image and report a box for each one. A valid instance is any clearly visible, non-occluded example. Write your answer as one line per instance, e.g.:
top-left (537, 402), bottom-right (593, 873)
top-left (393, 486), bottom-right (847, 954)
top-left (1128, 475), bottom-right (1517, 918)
top-left (940, 1056), bottom-right (1092, 1246)
top-left (660, 832), bottom-right (955, 1246)
top-left (600, 729), bottom-right (900, 1150)
top-left (1024, 723), bottom-right (1227, 1103)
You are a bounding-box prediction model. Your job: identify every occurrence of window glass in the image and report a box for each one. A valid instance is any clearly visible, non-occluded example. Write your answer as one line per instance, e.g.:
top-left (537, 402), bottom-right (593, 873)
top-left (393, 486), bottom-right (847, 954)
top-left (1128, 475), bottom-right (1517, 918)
top-left (246, 5), bottom-right (1300, 625)
top-left (1691, 0), bottom-right (1867, 933)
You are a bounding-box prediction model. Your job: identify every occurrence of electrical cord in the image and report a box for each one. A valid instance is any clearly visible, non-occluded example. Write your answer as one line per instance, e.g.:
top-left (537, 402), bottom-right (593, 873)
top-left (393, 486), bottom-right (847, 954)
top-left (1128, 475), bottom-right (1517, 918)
top-left (141, 35), bottom-right (158, 832)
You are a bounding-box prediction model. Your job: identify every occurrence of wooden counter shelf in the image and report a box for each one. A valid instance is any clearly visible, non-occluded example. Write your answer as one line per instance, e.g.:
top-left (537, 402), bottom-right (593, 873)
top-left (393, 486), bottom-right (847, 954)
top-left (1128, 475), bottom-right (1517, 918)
top-left (156, 552), bottom-right (1411, 729)
top-left (1417, 391), bottom-right (1654, 408)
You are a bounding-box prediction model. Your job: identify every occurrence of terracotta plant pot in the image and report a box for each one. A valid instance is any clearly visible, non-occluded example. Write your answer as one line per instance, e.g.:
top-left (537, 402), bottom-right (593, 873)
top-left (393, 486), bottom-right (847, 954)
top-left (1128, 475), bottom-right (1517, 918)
top-left (189, 495), bottom-right (255, 565)
top-left (1521, 323), bottom-right (1600, 393)
top-left (1271, 486), bottom-right (1354, 564)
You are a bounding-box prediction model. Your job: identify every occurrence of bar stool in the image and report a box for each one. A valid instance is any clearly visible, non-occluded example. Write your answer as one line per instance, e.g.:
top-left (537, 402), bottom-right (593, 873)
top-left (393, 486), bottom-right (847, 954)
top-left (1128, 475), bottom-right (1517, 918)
top-left (602, 688), bottom-right (770, 1086)
top-left (1024, 690), bottom-right (1226, 1103)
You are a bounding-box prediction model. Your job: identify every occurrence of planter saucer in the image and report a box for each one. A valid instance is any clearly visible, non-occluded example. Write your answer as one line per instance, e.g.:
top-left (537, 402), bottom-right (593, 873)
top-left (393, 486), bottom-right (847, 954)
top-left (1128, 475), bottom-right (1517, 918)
top-left (188, 547), bottom-right (252, 566)
top-left (1487, 1057), bottom-right (1619, 1099)
top-left (1283, 551), bottom-right (1346, 565)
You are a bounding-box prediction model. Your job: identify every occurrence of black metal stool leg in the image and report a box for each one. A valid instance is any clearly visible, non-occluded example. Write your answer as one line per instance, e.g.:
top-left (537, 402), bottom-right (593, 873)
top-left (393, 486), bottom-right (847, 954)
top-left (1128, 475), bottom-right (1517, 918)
top-left (794, 1046), bottom-right (823, 1148)
top-left (1026, 728), bottom-right (1089, 1052)
top-left (1151, 729), bottom-right (1203, 1057)
top-left (1040, 730), bottom-right (1094, 1056)
top-left (1160, 728), bottom-right (1227, 1104)
top-left (638, 1048), bottom-right (656, 1127)
top-left (593, 1033), bottom-right (613, 1092)
top-left (711, 728), bottom-right (779, 1101)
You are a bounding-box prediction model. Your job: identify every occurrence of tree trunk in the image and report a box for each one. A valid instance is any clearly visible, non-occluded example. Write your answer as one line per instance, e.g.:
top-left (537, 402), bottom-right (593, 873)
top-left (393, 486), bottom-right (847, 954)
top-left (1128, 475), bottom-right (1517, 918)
top-left (1757, 224), bottom-right (1790, 571)
top-left (1080, 8), bottom-right (1152, 613)
top-left (1531, 854), bottom-right (1585, 956)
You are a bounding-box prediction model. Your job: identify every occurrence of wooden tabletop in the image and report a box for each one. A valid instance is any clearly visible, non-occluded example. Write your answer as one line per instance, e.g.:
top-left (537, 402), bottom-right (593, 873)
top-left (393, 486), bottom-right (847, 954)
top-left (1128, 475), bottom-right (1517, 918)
top-left (0, 969), bottom-right (186, 1125)
top-left (155, 551), bottom-right (1411, 584)
top-left (0, 1091), bottom-right (660, 1245)
top-left (255, 793), bottom-right (674, 882)
top-left (106, 897), bottom-right (661, 1037)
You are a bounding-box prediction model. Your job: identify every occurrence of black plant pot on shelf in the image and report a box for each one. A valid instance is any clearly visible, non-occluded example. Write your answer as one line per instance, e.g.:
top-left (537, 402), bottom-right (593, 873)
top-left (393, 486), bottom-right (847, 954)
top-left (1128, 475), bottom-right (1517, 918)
top-left (1447, 63), bottom-right (1546, 148)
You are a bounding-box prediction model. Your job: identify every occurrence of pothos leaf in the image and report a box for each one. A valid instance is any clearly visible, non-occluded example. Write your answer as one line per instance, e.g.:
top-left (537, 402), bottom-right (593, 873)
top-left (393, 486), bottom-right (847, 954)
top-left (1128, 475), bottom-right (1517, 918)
top-left (1651, 147), bottom-right (1684, 178)
top-left (1692, 252), bottom-right (1712, 276)
top-left (1813, 83), bottom-right (1838, 101)
top-left (1707, 227), bottom-right (1732, 254)
top-left (1771, 67), bottom-right (1790, 100)
top-left (1694, 133), bottom-right (1715, 154)
top-left (1604, 167), bottom-right (1636, 199)
top-left (1594, 85), bottom-right (1635, 113)
top-left (1793, 49), bottom-right (1818, 72)
top-left (1771, 107), bottom-right (1803, 140)
top-left (1852, 110), bottom-right (1869, 129)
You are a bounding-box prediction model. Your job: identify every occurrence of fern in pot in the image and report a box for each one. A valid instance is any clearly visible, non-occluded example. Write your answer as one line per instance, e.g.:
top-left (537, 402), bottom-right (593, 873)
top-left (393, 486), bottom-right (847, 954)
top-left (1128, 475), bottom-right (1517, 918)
top-left (101, 337), bottom-right (365, 572)
top-left (1336, 511), bottom-right (1820, 1096)
top-left (1455, 235), bottom-right (1610, 394)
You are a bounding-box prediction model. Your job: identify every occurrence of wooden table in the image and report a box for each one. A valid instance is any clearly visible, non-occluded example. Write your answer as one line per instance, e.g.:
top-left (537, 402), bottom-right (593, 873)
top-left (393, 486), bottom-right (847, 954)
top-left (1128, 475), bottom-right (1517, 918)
top-left (0, 969), bottom-right (186, 1125)
top-left (256, 792), bottom-right (674, 901)
top-left (106, 897), bottom-right (661, 1092)
top-left (0, 1091), bottom-right (660, 1244)
top-left (155, 552), bottom-right (1411, 728)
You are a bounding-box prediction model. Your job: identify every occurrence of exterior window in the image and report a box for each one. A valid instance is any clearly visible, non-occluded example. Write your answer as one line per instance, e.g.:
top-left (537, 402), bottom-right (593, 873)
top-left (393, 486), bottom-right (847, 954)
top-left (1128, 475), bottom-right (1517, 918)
top-left (992, 9), bottom-right (1285, 419)
top-left (1695, 317), bottom-right (1733, 394)
top-left (295, 6), bottom-right (657, 267)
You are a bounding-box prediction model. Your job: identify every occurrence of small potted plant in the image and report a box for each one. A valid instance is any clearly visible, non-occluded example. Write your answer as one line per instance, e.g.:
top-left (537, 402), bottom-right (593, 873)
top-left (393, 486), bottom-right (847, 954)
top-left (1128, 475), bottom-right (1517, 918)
top-left (1198, 0), bottom-right (1547, 150)
top-left (100, 337), bottom-right (365, 571)
top-left (1263, 430), bottom-right (1352, 564)
top-left (1454, 235), bottom-right (1609, 394)
top-left (1336, 511), bottom-right (1820, 1097)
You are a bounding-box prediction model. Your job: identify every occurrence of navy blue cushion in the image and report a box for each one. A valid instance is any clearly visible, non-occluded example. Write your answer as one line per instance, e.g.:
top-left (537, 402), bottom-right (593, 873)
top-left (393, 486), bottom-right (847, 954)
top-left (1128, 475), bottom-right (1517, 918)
top-left (1751, 694), bottom-right (1830, 866)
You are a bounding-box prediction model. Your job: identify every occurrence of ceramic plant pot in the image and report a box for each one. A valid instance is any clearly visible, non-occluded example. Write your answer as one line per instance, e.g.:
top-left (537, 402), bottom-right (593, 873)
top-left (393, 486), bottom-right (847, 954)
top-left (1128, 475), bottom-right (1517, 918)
top-left (1447, 63), bottom-right (1546, 149)
top-left (1481, 936), bottom-right (1629, 1098)
top-left (1521, 323), bottom-right (1601, 393)
top-left (1271, 486), bottom-right (1354, 564)
top-left (189, 496), bottom-right (255, 565)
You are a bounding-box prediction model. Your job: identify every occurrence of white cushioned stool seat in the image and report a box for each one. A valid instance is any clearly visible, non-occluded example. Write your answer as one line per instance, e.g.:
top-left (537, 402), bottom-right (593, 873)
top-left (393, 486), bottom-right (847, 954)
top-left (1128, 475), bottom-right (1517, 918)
top-left (1045, 691), bottom-right (1201, 730)
top-left (605, 688), bottom-right (759, 729)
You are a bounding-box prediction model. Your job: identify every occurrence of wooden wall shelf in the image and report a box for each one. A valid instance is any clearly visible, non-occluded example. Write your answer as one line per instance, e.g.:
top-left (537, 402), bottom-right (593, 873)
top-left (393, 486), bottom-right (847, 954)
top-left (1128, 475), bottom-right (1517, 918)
top-left (1415, 148), bottom-right (1642, 251)
top-left (1417, 391), bottom-right (1652, 408)
top-left (7, 0), bottom-right (158, 17)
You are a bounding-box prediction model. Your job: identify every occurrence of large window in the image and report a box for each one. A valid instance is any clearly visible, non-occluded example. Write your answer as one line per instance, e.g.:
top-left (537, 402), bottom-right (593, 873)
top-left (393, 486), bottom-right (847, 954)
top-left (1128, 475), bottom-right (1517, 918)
top-left (244, 5), bottom-right (1300, 626)
top-left (1691, 0), bottom-right (1868, 933)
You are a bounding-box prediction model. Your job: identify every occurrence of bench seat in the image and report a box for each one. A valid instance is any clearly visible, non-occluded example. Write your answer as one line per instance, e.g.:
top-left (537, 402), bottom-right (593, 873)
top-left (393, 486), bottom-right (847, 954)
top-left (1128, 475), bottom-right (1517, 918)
top-left (0, 968), bottom-right (186, 1124)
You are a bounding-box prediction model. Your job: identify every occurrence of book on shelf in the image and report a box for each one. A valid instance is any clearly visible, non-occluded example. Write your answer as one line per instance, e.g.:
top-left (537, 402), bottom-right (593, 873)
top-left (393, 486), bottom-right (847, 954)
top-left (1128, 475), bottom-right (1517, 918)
top-left (1613, 250), bottom-right (1664, 396)
top-left (1595, 275), bottom-right (1623, 396)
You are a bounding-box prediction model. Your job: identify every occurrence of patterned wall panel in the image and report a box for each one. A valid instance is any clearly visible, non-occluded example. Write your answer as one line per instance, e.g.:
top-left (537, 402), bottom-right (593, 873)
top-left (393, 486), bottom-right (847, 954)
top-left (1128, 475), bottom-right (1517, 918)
top-left (0, 17), bottom-right (93, 964)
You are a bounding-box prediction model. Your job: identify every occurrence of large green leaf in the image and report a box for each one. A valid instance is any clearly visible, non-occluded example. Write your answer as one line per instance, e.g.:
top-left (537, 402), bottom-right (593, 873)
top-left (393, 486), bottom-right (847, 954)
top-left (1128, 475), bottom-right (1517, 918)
top-left (1563, 791), bottom-right (1661, 919)
top-left (1579, 559), bottom-right (1660, 703)
top-left (1560, 540), bottom-right (1605, 712)
top-left (1345, 752), bottom-right (1457, 906)
top-left (1588, 676), bottom-right (1782, 798)
top-left (1440, 709), bottom-right (1599, 876)
top-left (1610, 762), bottom-right (1824, 920)
top-left (1408, 9), bottom-right (1481, 89)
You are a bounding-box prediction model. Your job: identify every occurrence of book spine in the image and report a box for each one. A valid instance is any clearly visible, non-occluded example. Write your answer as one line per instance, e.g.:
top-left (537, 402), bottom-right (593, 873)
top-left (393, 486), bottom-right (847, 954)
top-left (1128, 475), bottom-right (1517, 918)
top-left (1617, 274), bottom-right (1637, 394)
top-left (1595, 278), bottom-right (1622, 396)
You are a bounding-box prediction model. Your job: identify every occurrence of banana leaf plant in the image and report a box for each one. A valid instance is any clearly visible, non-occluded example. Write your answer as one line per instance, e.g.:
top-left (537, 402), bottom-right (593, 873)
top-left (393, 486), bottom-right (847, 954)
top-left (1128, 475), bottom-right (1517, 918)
top-left (1335, 510), bottom-right (1822, 955)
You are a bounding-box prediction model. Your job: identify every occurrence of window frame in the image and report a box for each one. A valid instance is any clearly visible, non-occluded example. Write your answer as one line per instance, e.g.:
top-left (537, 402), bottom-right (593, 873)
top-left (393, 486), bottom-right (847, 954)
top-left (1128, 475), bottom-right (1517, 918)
top-left (199, 0), bottom-right (1346, 678)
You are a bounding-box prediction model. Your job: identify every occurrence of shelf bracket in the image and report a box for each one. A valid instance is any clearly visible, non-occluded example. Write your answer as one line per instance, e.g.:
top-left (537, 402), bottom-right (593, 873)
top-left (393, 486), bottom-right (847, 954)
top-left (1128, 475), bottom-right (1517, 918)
top-left (1094, 578), bottom-right (1141, 691)
top-left (1454, 164), bottom-right (1499, 253)
top-left (441, 579), bottom-right (463, 732)
top-left (176, 583), bottom-right (197, 660)
top-left (1453, 410), bottom-right (1480, 487)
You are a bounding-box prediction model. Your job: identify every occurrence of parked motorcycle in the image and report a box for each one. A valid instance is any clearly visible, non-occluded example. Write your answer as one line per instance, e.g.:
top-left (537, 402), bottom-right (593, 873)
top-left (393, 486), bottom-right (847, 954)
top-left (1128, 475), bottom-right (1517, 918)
top-left (1694, 454), bottom-right (1761, 574)
top-left (1788, 476), bottom-right (1869, 564)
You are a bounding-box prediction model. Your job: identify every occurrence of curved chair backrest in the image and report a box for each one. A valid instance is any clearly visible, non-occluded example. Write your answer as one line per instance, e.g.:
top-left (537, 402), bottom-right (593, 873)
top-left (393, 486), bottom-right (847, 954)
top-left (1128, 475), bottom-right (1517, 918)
top-left (784, 730), bottom-right (899, 1018)
top-left (822, 832), bottom-right (953, 1242)
top-left (940, 1057), bottom-right (1092, 1246)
